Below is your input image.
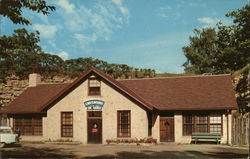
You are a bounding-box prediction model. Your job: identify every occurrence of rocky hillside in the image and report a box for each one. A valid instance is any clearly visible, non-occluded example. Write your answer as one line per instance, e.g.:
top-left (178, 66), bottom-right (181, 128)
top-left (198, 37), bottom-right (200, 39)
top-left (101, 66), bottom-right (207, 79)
top-left (0, 75), bottom-right (73, 107)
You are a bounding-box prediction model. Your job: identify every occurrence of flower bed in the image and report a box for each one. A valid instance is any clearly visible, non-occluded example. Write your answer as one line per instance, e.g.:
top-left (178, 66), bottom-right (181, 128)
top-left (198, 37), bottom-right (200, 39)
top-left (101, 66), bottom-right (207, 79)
top-left (106, 137), bottom-right (157, 145)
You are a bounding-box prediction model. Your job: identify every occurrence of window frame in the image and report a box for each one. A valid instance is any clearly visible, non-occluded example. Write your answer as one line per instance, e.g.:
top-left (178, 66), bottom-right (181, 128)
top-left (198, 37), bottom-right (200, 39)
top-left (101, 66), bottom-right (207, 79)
top-left (61, 112), bottom-right (73, 137)
top-left (117, 110), bottom-right (131, 137)
top-left (195, 114), bottom-right (209, 133)
top-left (183, 114), bottom-right (195, 136)
top-left (88, 78), bottom-right (101, 96)
top-left (183, 113), bottom-right (223, 136)
top-left (13, 117), bottom-right (43, 136)
top-left (209, 114), bottom-right (223, 133)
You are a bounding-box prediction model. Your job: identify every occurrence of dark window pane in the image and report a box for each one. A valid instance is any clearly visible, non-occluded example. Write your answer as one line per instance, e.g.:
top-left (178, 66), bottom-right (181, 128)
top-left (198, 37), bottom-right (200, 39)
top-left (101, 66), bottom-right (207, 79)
top-left (13, 117), bottom-right (42, 136)
top-left (61, 112), bottom-right (73, 137)
top-left (183, 124), bottom-right (193, 135)
top-left (196, 115), bottom-right (208, 124)
top-left (118, 111), bottom-right (130, 137)
top-left (88, 79), bottom-right (101, 96)
top-left (88, 111), bottom-right (102, 117)
top-left (196, 124), bottom-right (208, 132)
top-left (183, 115), bottom-right (194, 135)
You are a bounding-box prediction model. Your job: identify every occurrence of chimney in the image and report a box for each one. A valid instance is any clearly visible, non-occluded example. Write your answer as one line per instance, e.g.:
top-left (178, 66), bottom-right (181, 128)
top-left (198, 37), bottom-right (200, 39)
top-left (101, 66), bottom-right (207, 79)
top-left (29, 66), bottom-right (41, 87)
top-left (29, 73), bottom-right (41, 87)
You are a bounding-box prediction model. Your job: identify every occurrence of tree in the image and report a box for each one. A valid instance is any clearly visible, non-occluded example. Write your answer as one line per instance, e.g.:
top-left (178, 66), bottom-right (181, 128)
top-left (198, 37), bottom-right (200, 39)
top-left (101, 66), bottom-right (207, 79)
top-left (182, 28), bottom-right (218, 74)
top-left (0, 28), bottom-right (42, 81)
top-left (0, 28), bottom-right (66, 81)
top-left (39, 53), bottom-right (65, 78)
top-left (183, 5), bottom-right (250, 74)
top-left (0, 0), bottom-right (55, 25)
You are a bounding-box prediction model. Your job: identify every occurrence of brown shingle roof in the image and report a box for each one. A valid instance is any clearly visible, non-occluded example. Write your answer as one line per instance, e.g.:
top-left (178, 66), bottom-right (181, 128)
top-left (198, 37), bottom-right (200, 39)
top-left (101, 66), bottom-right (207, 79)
top-left (119, 75), bottom-right (237, 110)
top-left (38, 68), bottom-right (154, 112)
top-left (2, 68), bottom-right (237, 114)
top-left (2, 83), bottom-right (70, 114)
top-left (2, 68), bottom-right (154, 114)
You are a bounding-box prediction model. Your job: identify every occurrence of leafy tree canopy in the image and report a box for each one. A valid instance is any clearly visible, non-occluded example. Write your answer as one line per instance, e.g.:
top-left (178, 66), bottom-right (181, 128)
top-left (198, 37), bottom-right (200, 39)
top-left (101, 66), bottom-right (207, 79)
top-left (0, 0), bottom-right (55, 25)
top-left (0, 28), bottom-right (156, 82)
top-left (0, 28), bottom-right (42, 79)
top-left (183, 5), bottom-right (250, 74)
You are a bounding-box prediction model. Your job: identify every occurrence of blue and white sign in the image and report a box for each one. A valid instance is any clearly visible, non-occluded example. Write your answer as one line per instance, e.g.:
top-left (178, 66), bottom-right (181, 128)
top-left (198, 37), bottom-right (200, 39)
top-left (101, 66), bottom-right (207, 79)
top-left (84, 100), bottom-right (105, 110)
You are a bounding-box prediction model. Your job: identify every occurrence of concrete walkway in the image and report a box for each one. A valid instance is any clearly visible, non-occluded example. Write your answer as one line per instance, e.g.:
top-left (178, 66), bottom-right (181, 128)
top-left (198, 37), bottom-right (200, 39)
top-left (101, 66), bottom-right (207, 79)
top-left (0, 143), bottom-right (249, 159)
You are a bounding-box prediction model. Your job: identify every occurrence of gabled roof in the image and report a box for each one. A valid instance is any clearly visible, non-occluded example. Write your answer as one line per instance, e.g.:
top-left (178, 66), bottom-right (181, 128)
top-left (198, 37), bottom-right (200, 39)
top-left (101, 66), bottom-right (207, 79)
top-left (2, 68), bottom-right (154, 114)
top-left (38, 68), bottom-right (154, 112)
top-left (2, 68), bottom-right (237, 115)
top-left (119, 75), bottom-right (237, 110)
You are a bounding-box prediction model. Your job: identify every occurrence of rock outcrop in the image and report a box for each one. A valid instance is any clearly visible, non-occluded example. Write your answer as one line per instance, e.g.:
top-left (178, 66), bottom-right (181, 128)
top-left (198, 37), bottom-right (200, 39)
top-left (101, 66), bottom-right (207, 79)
top-left (0, 75), bottom-right (73, 107)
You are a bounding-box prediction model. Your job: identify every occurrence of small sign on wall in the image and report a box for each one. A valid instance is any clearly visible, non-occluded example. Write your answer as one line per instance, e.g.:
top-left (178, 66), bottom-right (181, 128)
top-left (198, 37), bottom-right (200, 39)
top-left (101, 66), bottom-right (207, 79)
top-left (84, 100), bottom-right (105, 110)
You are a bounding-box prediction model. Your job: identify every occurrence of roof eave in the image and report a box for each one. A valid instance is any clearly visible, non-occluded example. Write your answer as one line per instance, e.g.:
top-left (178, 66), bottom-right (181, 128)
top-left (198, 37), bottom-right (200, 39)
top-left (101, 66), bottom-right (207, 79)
top-left (38, 68), bottom-right (154, 112)
top-left (155, 106), bottom-right (238, 111)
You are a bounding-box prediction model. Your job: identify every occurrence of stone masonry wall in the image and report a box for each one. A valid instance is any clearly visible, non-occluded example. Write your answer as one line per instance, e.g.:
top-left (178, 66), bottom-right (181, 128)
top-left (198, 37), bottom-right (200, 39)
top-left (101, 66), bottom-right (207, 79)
top-left (0, 75), bottom-right (73, 107)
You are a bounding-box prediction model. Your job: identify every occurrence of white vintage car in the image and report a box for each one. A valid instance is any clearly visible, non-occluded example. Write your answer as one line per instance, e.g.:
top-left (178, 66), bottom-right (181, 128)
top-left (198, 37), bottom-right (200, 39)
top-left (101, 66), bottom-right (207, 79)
top-left (0, 126), bottom-right (19, 147)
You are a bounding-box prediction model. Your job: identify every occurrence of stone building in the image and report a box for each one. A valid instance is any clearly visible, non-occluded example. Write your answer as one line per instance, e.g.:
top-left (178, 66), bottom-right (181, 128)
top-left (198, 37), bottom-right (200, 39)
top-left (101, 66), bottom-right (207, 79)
top-left (1, 68), bottom-right (237, 144)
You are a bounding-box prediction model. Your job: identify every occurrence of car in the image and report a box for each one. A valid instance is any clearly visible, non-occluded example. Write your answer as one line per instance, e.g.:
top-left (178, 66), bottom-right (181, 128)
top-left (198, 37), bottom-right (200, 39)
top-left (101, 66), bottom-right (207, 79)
top-left (0, 126), bottom-right (19, 148)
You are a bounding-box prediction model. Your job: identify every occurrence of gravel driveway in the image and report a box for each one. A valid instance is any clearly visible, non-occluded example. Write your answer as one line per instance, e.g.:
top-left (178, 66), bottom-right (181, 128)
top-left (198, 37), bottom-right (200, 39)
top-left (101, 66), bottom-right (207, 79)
top-left (0, 142), bottom-right (249, 159)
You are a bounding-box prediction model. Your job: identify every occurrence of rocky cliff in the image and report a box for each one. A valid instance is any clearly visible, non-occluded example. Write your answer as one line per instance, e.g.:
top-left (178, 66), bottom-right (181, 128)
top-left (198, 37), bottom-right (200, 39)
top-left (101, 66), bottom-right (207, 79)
top-left (0, 75), bottom-right (73, 107)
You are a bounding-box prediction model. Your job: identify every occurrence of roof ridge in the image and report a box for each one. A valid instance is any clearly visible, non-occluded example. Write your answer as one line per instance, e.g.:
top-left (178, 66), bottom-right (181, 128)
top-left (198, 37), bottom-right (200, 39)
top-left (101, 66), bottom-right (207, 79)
top-left (37, 68), bottom-right (153, 112)
top-left (118, 74), bottom-right (231, 81)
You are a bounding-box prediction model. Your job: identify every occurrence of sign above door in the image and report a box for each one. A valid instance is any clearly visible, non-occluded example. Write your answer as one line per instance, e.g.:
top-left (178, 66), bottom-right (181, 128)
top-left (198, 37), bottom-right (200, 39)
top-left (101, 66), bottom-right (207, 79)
top-left (84, 100), bottom-right (105, 110)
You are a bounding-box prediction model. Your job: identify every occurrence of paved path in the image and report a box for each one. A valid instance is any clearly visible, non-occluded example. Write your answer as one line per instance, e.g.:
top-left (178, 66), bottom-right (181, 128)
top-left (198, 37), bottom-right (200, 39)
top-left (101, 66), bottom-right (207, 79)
top-left (0, 143), bottom-right (249, 159)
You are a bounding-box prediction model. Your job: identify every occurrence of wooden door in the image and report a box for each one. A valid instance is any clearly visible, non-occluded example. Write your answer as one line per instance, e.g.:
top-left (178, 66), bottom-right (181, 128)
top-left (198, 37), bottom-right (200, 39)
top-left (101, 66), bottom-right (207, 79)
top-left (160, 117), bottom-right (174, 142)
top-left (87, 119), bottom-right (102, 143)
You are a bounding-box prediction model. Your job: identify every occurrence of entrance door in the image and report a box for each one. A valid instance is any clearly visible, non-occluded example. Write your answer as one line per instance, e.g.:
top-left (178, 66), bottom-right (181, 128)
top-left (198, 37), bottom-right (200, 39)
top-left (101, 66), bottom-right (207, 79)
top-left (160, 117), bottom-right (174, 142)
top-left (87, 111), bottom-right (102, 144)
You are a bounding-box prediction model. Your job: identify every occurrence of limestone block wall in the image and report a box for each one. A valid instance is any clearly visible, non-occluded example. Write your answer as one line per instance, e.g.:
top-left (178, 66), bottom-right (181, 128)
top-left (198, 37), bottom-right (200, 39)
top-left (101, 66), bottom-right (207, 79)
top-left (44, 78), bottom-right (149, 144)
top-left (0, 76), bottom-right (28, 107)
top-left (0, 75), bottom-right (73, 108)
top-left (152, 113), bottom-right (160, 142)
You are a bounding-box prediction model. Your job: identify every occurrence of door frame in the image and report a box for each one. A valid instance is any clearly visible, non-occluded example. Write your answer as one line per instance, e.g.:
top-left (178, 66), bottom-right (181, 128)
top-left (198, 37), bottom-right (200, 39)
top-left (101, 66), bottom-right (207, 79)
top-left (159, 116), bottom-right (175, 142)
top-left (87, 111), bottom-right (102, 144)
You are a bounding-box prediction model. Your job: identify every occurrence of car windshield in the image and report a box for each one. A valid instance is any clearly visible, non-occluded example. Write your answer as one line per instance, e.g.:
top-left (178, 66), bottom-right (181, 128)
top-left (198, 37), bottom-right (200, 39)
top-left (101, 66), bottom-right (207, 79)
top-left (0, 129), bottom-right (12, 134)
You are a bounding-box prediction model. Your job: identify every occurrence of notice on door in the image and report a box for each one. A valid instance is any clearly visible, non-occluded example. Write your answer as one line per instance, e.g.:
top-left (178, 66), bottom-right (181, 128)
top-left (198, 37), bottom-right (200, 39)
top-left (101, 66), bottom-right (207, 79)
top-left (92, 128), bottom-right (98, 133)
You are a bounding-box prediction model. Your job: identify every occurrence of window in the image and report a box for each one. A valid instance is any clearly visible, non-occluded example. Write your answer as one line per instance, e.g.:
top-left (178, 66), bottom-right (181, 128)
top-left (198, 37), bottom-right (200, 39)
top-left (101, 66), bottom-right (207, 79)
top-left (33, 118), bottom-right (43, 135)
top-left (23, 118), bottom-right (32, 135)
top-left (196, 115), bottom-right (208, 133)
top-left (88, 111), bottom-right (102, 118)
top-left (61, 112), bottom-right (73, 137)
top-left (88, 78), bottom-right (101, 96)
top-left (13, 117), bottom-right (42, 136)
top-left (183, 115), bottom-right (194, 136)
top-left (210, 115), bottom-right (222, 133)
top-left (183, 113), bottom-right (222, 136)
top-left (117, 111), bottom-right (131, 137)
